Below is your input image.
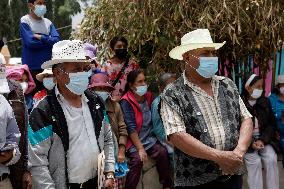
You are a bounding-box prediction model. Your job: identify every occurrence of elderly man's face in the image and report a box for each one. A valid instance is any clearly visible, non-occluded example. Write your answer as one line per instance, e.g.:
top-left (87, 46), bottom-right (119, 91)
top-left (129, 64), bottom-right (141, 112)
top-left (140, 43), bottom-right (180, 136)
top-left (54, 62), bottom-right (91, 87)
top-left (183, 48), bottom-right (217, 70)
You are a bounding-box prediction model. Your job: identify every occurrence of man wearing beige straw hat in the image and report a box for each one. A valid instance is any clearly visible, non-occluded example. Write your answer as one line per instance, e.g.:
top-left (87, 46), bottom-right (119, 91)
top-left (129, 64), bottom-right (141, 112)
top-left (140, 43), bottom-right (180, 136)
top-left (28, 40), bottom-right (115, 189)
top-left (160, 29), bottom-right (253, 188)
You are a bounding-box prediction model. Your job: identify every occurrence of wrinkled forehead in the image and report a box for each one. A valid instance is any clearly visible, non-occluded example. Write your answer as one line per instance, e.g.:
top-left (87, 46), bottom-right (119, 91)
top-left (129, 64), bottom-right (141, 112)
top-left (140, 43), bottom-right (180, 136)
top-left (61, 62), bottom-right (90, 70)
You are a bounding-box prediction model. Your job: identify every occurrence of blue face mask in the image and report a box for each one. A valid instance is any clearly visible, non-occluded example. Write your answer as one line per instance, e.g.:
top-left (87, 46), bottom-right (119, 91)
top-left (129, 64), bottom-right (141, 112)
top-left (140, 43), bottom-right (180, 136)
top-left (34, 5), bottom-right (47, 17)
top-left (66, 72), bottom-right (89, 95)
top-left (43, 77), bottom-right (55, 90)
top-left (96, 91), bottom-right (110, 101)
top-left (189, 57), bottom-right (219, 78)
top-left (135, 85), bottom-right (148, 96)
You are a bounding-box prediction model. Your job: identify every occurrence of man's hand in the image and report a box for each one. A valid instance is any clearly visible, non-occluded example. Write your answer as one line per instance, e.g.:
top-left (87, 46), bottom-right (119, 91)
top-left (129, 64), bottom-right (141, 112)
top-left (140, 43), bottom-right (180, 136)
top-left (117, 146), bottom-right (126, 163)
top-left (22, 171), bottom-right (32, 189)
top-left (214, 151), bottom-right (243, 175)
top-left (233, 146), bottom-right (246, 161)
top-left (138, 148), bottom-right (147, 163)
top-left (33, 34), bottom-right (41, 40)
top-left (0, 150), bottom-right (13, 163)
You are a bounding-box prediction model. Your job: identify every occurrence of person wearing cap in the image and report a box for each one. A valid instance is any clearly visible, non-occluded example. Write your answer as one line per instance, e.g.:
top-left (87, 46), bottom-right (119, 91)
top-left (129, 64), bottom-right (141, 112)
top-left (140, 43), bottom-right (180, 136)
top-left (28, 40), bottom-right (115, 189)
top-left (160, 29), bottom-right (253, 188)
top-left (270, 75), bottom-right (284, 168)
top-left (20, 0), bottom-right (60, 94)
top-left (241, 74), bottom-right (278, 189)
top-left (89, 72), bottom-right (128, 189)
top-left (33, 69), bottom-right (55, 105)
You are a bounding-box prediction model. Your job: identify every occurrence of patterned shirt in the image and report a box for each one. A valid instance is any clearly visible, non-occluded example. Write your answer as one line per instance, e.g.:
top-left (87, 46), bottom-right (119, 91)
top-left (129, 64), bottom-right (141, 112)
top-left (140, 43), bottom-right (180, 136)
top-left (101, 58), bottom-right (139, 100)
top-left (161, 72), bottom-right (252, 150)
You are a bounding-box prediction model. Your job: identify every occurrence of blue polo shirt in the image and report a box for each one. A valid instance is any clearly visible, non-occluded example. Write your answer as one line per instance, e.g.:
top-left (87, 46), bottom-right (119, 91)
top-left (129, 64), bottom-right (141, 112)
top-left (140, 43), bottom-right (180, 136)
top-left (20, 15), bottom-right (60, 70)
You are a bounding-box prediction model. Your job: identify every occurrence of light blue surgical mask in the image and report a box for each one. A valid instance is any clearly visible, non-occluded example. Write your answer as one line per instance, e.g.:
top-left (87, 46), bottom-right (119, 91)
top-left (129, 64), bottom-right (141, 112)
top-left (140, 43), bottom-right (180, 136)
top-left (135, 85), bottom-right (148, 96)
top-left (43, 77), bottom-right (55, 90)
top-left (66, 72), bottom-right (89, 95)
top-left (189, 56), bottom-right (219, 78)
top-left (96, 91), bottom-right (110, 101)
top-left (34, 5), bottom-right (47, 17)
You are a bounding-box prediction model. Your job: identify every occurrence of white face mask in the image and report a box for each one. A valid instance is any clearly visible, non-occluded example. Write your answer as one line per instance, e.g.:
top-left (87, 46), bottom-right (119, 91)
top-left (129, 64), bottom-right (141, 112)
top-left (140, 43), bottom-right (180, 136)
top-left (20, 82), bottom-right (28, 94)
top-left (95, 91), bottom-right (110, 101)
top-left (251, 89), bottom-right (263, 99)
top-left (280, 87), bottom-right (284, 95)
top-left (248, 100), bottom-right (257, 106)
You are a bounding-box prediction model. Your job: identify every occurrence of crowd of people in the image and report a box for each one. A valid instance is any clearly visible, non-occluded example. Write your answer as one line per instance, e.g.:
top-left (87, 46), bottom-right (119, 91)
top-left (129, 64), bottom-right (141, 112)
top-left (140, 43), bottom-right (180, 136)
top-left (1, 0), bottom-right (284, 189)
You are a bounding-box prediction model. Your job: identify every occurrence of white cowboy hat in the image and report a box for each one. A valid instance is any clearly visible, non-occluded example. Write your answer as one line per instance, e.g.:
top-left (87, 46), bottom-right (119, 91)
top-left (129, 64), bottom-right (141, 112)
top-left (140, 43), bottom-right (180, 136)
top-left (169, 29), bottom-right (226, 60)
top-left (36, 69), bottom-right (53, 82)
top-left (41, 40), bottom-right (90, 69)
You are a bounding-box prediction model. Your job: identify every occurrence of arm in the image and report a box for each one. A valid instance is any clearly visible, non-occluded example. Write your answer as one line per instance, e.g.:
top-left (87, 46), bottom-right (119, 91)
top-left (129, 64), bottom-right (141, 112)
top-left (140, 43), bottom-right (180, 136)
top-left (120, 100), bottom-right (144, 150)
top-left (103, 114), bottom-right (115, 175)
top-left (116, 103), bottom-right (128, 147)
top-left (20, 23), bottom-right (49, 49)
top-left (2, 100), bottom-right (21, 166)
top-left (151, 97), bottom-right (167, 141)
top-left (28, 108), bottom-right (55, 189)
top-left (234, 97), bottom-right (253, 156)
top-left (40, 24), bottom-right (60, 47)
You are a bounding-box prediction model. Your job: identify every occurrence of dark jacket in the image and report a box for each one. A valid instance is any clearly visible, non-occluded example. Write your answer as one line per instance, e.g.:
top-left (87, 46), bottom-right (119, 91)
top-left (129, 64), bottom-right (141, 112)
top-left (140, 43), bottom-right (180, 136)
top-left (242, 96), bottom-right (279, 151)
top-left (3, 79), bottom-right (28, 189)
top-left (28, 88), bottom-right (115, 189)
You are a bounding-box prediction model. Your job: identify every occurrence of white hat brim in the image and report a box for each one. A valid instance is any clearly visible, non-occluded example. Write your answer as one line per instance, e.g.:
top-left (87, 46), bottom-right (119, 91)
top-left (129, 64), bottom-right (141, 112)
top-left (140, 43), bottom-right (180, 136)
top-left (169, 42), bottom-right (226, 60)
top-left (41, 59), bottom-right (91, 69)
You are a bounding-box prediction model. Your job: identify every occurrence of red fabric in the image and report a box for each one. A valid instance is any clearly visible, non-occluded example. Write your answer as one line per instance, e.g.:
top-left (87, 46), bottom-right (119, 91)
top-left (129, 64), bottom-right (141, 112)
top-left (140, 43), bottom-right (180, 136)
top-left (121, 90), bottom-right (154, 150)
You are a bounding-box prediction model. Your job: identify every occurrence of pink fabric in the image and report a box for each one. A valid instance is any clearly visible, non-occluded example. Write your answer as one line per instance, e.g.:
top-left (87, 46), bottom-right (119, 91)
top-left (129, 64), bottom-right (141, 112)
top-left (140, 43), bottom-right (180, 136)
top-left (121, 91), bottom-right (154, 150)
top-left (6, 64), bottom-right (36, 94)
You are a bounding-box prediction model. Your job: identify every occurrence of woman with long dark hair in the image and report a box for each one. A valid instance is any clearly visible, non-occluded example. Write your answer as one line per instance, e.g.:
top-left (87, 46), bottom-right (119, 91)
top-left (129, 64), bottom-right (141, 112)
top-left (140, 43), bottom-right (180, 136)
top-left (241, 74), bottom-right (279, 189)
top-left (120, 70), bottom-right (172, 189)
top-left (101, 36), bottom-right (139, 101)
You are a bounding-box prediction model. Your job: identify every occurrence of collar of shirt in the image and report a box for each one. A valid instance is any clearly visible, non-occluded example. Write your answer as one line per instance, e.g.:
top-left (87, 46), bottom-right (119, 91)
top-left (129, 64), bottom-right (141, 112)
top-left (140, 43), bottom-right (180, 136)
top-left (55, 86), bottom-right (89, 106)
top-left (182, 71), bottom-right (225, 99)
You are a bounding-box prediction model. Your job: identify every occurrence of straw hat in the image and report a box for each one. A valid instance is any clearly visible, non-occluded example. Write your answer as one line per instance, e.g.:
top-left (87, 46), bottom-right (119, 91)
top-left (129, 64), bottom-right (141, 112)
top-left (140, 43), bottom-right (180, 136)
top-left (36, 69), bottom-right (53, 82)
top-left (169, 29), bottom-right (226, 60)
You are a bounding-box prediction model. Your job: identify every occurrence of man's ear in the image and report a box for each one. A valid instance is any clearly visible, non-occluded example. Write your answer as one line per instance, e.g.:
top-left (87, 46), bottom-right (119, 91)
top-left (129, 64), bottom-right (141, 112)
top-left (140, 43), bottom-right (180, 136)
top-left (28, 3), bottom-right (34, 10)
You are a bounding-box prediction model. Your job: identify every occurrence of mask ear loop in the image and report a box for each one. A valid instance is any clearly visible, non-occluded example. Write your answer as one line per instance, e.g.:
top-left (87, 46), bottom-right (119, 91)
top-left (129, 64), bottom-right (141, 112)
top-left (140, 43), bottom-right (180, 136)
top-left (186, 54), bottom-right (199, 70)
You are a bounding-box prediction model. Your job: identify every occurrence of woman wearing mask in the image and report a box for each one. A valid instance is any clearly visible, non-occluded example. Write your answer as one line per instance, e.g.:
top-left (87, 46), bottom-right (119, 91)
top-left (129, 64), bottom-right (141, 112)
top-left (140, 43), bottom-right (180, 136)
top-left (6, 65), bottom-right (36, 112)
top-left (88, 72), bottom-right (128, 189)
top-left (33, 69), bottom-right (55, 105)
top-left (120, 70), bottom-right (172, 189)
top-left (270, 75), bottom-right (284, 168)
top-left (101, 36), bottom-right (139, 101)
top-left (241, 74), bottom-right (279, 189)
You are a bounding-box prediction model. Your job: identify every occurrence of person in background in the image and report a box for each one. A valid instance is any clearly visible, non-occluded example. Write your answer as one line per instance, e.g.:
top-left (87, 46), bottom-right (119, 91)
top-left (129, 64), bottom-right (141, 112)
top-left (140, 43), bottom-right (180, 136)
top-left (241, 74), bottom-right (279, 189)
top-left (84, 43), bottom-right (99, 68)
top-left (101, 36), bottom-right (139, 101)
top-left (6, 65), bottom-right (36, 112)
top-left (0, 58), bottom-right (32, 189)
top-left (89, 72), bottom-right (128, 189)
top-left (270, 75), bottom-right (284, 168)
top-left (0, 94), bottom-right (21, 189)
top-left (28, 40), bottom-right (115, 189)
top-left (161, 29), bottom-right (253, 189)
top-left (20, 0), bottom-right (60, 93)
top-left (33, 68), bottom-right (55, 105)
top-left (121, 69), bottom-right (172, 189)
top-left (0, 39), bottom-right (6, 65)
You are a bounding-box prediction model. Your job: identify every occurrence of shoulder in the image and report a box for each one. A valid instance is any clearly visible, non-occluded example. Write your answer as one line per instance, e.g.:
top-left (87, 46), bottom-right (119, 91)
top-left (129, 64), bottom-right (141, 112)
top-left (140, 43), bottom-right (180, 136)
top-left (163, 76), bottom-right (184, 96)
top-left (20, 15), bottom-right (31, 24)
top-left (43, 18), bottom-right (52, 26)
top-left (269, 93), bottom-right (278, 101)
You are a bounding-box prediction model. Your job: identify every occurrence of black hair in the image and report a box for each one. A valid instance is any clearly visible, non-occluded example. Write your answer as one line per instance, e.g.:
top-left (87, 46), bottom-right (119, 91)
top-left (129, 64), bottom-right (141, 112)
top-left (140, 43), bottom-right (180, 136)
top-left (123, 69), bottom-right (144, 94)
top-left (271, 84), bottom-right (280, 95)
top-left (0, 39), bottom-right (4, 51)
top-left (159, 73), bottom-right (176, 88)
top-left (28, 0), bottom-right (37, 3)
top-left (109, 36), bottom-right (128, 50)
top-left (241, 75), bottom-right (262, 101)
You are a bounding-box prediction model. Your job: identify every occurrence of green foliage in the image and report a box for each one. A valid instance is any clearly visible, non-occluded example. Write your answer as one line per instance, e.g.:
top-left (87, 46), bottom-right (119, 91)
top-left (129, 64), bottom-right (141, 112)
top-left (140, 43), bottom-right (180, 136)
top-left (77, 0), bottom-right (284, 77)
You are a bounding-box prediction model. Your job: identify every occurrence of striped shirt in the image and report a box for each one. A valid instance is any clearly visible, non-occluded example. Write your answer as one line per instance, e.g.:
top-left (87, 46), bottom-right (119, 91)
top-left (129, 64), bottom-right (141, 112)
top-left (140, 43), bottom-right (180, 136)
top-left (161, 72), bottom-right (252, 150)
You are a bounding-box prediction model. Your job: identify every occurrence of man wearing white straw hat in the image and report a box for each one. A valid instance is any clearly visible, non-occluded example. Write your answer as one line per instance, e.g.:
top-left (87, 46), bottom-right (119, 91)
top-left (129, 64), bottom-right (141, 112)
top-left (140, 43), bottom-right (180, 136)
top-left (160, 29), bottom-right (253, 188)
top-left (28, 40), bottom-right (115, 189)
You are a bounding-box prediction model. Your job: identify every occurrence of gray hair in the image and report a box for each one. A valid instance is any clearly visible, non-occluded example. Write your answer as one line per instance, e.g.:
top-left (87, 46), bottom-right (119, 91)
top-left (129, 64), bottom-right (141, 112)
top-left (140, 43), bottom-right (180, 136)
top-left (159, 73), bottom-right (176, 87)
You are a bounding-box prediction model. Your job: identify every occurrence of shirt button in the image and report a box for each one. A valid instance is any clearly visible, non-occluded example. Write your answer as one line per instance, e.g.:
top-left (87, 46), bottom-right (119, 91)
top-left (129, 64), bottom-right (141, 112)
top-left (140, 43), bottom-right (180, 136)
top-left (204, 129), bottom-right (208, 133)
top-left (196, 112), bottom-right (201, 116)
